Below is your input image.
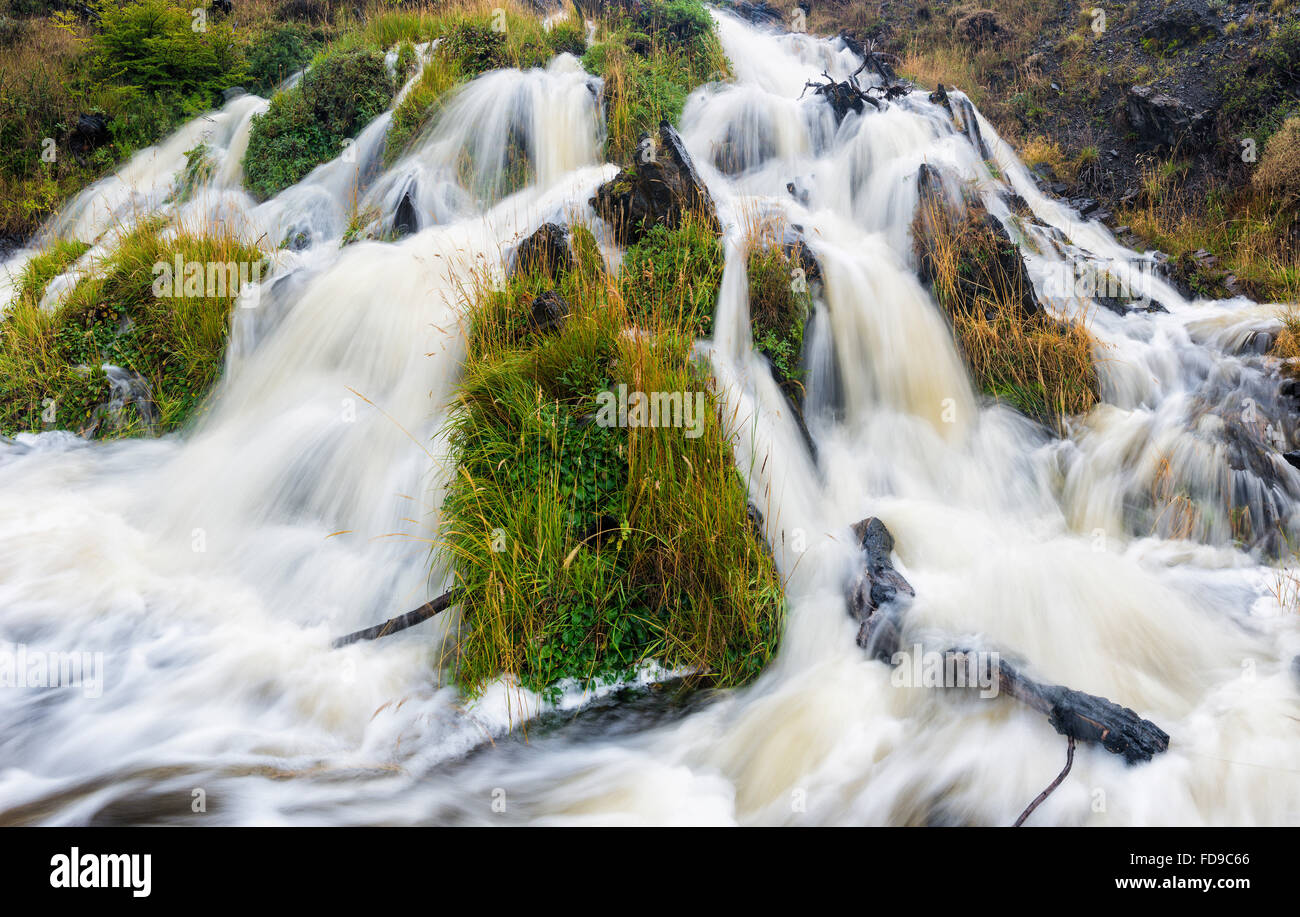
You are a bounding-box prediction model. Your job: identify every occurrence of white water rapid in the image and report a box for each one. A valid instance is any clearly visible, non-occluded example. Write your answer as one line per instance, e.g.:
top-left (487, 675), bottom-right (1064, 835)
top-left (1, 10), bottom-right (1297, 826)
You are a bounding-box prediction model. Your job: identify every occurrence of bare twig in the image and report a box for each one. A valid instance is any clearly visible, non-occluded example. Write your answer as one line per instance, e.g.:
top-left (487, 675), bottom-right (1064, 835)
top-left (1013, 735), bottom-right (1076, 827)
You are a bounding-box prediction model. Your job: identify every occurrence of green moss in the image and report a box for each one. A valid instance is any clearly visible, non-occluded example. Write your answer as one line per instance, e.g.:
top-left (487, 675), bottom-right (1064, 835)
top-left (242, 48), bottom-right (395, 201)
top-left (245, 22), bottom-right (322, 96)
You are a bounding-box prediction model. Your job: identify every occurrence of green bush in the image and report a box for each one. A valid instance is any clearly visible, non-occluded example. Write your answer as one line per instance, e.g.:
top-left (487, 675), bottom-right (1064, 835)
top-left (246, 23), bottom-right (320, 96)
top-left (93, 0), bottom-right (245, 102)
top-left (242, 48), bottom-right (394, 200)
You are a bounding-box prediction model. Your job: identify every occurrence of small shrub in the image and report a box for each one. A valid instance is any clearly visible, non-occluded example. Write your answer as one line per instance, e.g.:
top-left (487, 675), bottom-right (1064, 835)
top-left (93, 0), bottom-right (246, 102)
top-left (1253, 117), bottom-right (1300, 203)
top-left (245, 22), bottom-right (318, 96)
top-left (242, 48), bottom-right (394, 200)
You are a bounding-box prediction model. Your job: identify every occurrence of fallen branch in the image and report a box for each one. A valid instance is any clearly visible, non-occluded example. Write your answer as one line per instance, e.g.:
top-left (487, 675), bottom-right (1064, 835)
top-left (1014, 735), bottom-right (1075, 827)
top-left (331, 589), bottom-right (458, 648)
top-left (846, 517), bottom-right (1171, 764)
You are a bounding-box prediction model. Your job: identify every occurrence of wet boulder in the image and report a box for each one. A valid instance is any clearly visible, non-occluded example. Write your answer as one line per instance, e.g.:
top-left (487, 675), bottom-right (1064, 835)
top-left (591, 121), bottom-right (719, 247)
top-left (511, 222), bottom-right (572, 278)
top-left (846, 517), bottom-right (914, 659)
top-left (392, 190), bottom-right (419, 239)
top-left (528, 290), bottom-right (569, 336)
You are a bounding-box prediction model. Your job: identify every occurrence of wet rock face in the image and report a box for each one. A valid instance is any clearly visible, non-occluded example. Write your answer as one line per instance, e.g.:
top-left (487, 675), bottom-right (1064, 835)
top-left (392, 190), bottom-right (419, 239)
top-left (590, 121), bottom-right (719, 247)
top-left (846, 517), bottom-right (914, 660)
top-left (511, 222), bottom-right (572, 278)
top-left (1125, 85), bottom-right (1215, 151)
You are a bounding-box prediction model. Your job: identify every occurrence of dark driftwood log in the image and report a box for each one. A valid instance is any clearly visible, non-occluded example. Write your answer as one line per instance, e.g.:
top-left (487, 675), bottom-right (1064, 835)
top-left (331, 589), bottom-right (458, 648)
top-left (846, 517), bottom-right (1171, 765)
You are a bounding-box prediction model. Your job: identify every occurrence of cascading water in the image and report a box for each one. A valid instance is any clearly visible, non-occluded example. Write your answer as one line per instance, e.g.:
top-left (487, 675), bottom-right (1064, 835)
top-left (1, 10), bottom-right (1297, 826)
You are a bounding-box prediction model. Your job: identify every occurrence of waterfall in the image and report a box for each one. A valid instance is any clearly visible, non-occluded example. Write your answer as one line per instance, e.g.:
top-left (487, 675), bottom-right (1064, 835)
top-left (1, 10), bottom-right (1297, 826)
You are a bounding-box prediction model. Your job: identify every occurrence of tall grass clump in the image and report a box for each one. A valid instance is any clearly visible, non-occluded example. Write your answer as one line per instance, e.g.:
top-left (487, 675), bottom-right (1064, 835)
top-left (0, 220), bottom-right (268, 437)
top-left (914, 192), bottom-right (1099, 423)
top-left (443, 218), bottom-right (782, 698)
top-left (581, 0), bottom-right (729, 161)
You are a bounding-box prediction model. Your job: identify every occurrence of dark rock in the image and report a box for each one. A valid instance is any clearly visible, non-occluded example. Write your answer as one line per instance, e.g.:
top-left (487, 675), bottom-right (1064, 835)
top-left (928, 82), bottom-right (950, 111)
top-left (953, 95), bottom-right (990, 160)
top-left (66, 113), bottom-right (109, 162)
top-left (392, 190), bottom-right (418, 238)
top-left (1125, 85), bottom-right (1215, 151)
top-left (846, 517), bottom-right (914, 660)
top-left (1283, 452), bottom-right (1300, 471)
top-left (528, 289), bottom-right (569, 335)
top-left (1140, 9), bottom-right (1221, 45)
top-left (511, 221), bottom-right (571, 277)
top-left (590, 121), bottom-right (719, 247)
top-left (222, 86), bottom-right (246, 102)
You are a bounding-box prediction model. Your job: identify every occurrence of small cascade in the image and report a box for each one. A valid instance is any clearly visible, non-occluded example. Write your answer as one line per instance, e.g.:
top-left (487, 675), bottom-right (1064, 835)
top-left (0, 9), bottom-right (1297, 827)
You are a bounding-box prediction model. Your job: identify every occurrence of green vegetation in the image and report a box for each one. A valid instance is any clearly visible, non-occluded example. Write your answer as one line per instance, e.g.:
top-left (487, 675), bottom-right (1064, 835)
top-left (383, 2), bottom-right (586, 165)
top-left (620, 215), bottom-right (725, 338)
top-left (914, 193), bottom-right (1099, 423)
top-left (443, 220), bottom-right (783, 697)
top-left (747, 242), bottom-right (812, 401)
top-left (242, 48), bottom-right (395, 200)
top-left (0, 220), bottom-right (267, 437)
top-left (581, 0), bottom-right (729, 161)
top-left (0, 0), bottom-right (341, 238)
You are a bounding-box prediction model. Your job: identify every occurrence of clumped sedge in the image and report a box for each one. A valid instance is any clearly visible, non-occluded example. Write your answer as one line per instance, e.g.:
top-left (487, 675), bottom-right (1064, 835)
top-left (913, 191), bottom-right (1100, 424)
top-left (0, 218), bottom-right (268, 437)
top-left (581, 0), bottom-right (729, 161)
top-left (442, 217), bottom-right (783, 699)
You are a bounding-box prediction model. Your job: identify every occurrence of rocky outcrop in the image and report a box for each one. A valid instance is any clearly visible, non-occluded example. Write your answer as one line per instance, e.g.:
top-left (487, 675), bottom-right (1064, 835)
top-left (66, 113), bottom-right (109, 164)
top-left (1125, 85), bottom-right (1215, 151)
top-left (590, 121), bottom-right (719, 246)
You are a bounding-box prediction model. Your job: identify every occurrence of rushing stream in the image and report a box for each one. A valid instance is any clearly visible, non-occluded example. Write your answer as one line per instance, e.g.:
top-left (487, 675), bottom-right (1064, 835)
top-left (1, 10), bottom-right (1298, 826)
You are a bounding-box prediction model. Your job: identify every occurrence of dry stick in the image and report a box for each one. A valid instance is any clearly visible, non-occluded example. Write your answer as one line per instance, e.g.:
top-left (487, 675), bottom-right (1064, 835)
top-left (331, 589), bottom-right (458, 648)
top-left (1013, 735), bottom-right (1076, 827)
